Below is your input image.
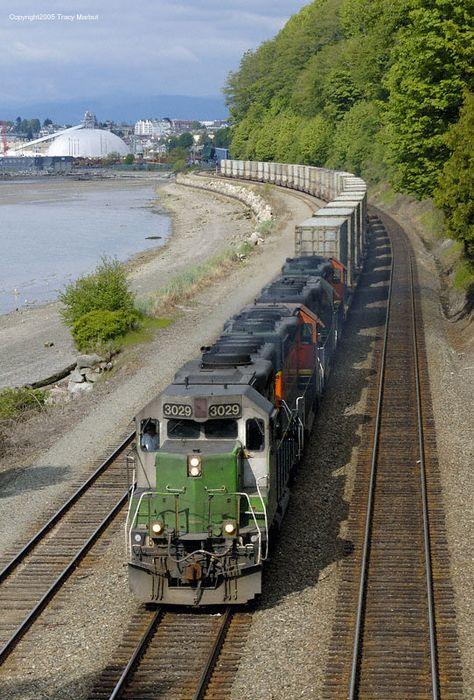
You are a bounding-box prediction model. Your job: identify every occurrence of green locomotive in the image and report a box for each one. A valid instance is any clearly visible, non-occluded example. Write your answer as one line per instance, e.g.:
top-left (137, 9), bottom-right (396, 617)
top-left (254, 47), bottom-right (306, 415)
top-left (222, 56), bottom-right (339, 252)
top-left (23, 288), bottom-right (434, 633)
top-left (127, 260), bottom-right (344, 605)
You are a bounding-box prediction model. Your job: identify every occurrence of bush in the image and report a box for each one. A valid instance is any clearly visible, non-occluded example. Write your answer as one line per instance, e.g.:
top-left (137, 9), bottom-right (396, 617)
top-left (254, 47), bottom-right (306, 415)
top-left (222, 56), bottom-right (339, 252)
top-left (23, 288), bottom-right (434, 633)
top-left (71, 309), bottom-right (140, 350)
top-left (0, 387), bottom-right (46, 421)
top-left (59, 257), bottom-right (136, 328)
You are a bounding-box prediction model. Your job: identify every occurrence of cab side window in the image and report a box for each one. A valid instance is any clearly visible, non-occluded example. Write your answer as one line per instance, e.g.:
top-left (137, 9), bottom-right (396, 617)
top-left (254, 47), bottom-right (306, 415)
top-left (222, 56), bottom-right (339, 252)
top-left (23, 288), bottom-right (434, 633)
top-left (301, 323), bottom-right (313, 344)
top-left (140, 419), bottom-right (160, 452)
top-left (246, 418), bottom-right (265, 451)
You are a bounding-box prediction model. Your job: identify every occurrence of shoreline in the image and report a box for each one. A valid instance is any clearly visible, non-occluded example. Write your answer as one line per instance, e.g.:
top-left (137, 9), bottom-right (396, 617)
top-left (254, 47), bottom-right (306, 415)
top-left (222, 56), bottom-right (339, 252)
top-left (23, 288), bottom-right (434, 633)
top-left (0, 175), bottom-right (171, 318)
top-left (0, 180), bottom-right (255, 388)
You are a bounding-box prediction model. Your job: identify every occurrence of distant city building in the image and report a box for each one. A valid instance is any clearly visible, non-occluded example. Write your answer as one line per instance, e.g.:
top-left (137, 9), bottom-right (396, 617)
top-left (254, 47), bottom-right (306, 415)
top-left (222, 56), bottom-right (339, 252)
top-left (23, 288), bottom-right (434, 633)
top-left (134, 119), bottom-right (172, 137)
top-left (83, 111), bottom-right (98, 129)
top-left (171, 119), bottom-right (196, 133)
top-left (47, 129), bottom-right (129, 158)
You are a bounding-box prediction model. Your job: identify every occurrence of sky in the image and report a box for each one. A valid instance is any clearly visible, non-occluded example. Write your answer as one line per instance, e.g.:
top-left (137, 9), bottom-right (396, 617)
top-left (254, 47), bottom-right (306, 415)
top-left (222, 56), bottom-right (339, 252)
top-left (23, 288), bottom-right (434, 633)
top-left (0, 1), bottom-right (307, 119)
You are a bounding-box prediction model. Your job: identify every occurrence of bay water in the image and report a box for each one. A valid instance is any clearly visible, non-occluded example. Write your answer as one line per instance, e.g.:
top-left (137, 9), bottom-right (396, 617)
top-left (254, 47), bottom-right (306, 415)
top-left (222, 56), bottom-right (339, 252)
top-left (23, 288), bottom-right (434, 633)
top-left (0, 177), bottom-right (171, 315)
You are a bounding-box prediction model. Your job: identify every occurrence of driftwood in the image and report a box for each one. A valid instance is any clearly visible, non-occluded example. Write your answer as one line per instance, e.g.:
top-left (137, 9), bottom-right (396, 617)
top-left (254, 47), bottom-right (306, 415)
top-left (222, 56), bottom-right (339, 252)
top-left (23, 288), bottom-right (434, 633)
top-left (24, 363), bottom-right (77, 390)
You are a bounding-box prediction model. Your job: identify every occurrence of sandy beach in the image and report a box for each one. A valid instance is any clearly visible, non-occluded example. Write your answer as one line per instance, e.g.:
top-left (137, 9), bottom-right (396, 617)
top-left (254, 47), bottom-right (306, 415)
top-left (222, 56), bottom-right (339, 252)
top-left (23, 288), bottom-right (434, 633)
top-left (0, 178), bottom-right (253, 388)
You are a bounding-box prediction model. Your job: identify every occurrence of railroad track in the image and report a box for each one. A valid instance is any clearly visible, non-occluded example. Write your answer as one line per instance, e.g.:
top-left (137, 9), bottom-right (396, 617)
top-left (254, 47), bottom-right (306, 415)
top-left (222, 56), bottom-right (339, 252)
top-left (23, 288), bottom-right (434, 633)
top-left (0, 431), bottom-right (135, 665)
top-left (89, 606), bottom-right (252, 699)
top-left (324, 213), bottom-right (463, 698)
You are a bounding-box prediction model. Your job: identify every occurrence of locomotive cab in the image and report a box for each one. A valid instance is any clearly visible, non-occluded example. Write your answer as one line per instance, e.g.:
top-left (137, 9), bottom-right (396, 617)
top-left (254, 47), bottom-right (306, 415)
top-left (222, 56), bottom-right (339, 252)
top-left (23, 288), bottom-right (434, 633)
top-left (127, 383), bottom-right (274, 605)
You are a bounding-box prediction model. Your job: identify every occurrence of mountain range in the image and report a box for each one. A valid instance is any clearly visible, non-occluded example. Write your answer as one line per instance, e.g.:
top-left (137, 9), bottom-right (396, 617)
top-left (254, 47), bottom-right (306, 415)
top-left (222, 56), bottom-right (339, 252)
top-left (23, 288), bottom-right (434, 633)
top-left (3, 94), bottom-right (228, 124)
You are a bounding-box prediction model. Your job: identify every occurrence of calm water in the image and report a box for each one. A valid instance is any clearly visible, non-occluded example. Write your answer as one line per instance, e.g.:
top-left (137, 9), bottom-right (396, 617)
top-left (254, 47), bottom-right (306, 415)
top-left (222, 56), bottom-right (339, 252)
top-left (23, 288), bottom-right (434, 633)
top-left (0, 178), bottom-right (171, 314)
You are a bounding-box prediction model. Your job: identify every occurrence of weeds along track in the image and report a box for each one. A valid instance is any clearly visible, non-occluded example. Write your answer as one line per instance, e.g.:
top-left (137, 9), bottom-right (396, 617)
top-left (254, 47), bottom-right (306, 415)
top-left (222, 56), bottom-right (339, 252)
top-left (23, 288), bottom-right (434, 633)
top-left (89, 606), bottom-right (252, 699)
top-left (0, 431), bottom-right (134, 665)
top-left (324, 213), bottom-right (463, 698)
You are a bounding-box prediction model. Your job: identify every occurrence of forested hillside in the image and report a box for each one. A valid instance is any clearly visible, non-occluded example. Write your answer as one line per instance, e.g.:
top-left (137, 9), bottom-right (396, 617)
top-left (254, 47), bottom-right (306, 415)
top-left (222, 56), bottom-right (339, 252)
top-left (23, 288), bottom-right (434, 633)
top-left (225, 0), bottom-right (473, 261)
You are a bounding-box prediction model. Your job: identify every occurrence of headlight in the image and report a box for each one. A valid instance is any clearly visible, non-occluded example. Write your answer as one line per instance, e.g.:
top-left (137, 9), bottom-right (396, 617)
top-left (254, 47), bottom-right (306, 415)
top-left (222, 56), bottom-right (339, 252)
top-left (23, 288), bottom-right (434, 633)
top-left (132, 530), bottom-right (146, 545)
top-left (223, 520), bottom-right (237, 537)
top-left (187, 454), bottom-right (202, 477)
top-left (151, 520), bottom-right (164, 536)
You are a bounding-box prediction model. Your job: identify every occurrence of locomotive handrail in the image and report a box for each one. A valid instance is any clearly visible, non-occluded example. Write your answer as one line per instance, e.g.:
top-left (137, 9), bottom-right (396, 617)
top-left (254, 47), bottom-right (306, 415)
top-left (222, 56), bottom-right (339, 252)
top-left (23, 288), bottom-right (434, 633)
top-left (126, 489), bottom-right (155, 557)
top-left (256, 476), bottom-right (269, 560)
top-left (126, 488), bottom-right (267, 563)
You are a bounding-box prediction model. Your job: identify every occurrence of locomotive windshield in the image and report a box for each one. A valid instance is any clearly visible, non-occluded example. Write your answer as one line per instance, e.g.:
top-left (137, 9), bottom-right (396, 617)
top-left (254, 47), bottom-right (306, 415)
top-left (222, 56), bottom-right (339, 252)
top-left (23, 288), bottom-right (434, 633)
top-left (167, 418), bottom-right (238, 440)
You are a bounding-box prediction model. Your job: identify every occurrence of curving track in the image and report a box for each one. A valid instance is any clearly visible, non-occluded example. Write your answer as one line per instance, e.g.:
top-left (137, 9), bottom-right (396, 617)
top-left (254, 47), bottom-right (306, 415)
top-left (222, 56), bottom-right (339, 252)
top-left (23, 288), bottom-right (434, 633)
top-left (0, 432), bottom-right (134, 665)
top-left (324, 213), bottom-right (463, 698)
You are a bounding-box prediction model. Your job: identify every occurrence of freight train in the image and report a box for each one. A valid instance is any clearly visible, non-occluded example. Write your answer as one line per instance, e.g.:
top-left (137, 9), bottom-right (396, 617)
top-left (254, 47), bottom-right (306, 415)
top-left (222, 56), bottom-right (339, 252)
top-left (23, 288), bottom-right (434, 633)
top-left (126, 161), bottom-right (367, 605)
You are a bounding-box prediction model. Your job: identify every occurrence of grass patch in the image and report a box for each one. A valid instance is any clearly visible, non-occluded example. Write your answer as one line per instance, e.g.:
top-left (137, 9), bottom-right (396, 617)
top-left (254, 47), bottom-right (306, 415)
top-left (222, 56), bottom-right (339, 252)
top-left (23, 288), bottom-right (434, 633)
top-left (0, 387), bottom-right (46, 422)
top-left (453, 259), bottom-right (474, 291)
top-left (416, 206), bottom-right (445, 239)
top-left (121, 317), bottom-right (173, 347)
top-left (152, 241), bottom-right (255, 315)
top-left (257, 219), bottom-right (274, 236)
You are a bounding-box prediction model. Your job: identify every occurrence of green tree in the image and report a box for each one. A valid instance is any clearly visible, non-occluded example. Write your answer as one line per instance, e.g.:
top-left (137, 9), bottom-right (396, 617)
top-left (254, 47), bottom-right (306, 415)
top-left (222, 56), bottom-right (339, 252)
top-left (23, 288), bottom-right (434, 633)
top-left (434, 91), bottom-right (474, 259)
top-left (383, 0), bottom-right (473, 197)
top-left (123, 153), bottom-right (135, 164)
top-left (327, 101), bottom-right (382, 176)
top-left (214, 126), bottom-right (232, 148)
top-left (30, 118), bottom-right (41, 134)
top-left (177, 132), bottom-right (194, 149)
top-left (297, 115), bottom-right (334, 165)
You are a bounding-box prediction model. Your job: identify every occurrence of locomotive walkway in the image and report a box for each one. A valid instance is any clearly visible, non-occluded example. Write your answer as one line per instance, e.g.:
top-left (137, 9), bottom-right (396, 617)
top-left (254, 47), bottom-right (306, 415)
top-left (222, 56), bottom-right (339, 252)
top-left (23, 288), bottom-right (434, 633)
top-left (323, 213), bottom-right (463, 698)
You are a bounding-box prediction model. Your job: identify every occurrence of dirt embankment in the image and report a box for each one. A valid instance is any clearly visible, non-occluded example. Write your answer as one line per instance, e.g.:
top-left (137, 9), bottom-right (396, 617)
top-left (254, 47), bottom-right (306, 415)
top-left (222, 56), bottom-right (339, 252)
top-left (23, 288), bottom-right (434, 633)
top-left (370, 183), bottom-right (473, 346)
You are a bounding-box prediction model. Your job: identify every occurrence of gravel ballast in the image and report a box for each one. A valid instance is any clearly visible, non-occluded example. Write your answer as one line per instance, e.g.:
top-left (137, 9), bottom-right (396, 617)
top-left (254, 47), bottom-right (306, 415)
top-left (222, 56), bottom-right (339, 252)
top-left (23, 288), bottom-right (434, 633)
top-left (0, 183), bottom-right (319, 699)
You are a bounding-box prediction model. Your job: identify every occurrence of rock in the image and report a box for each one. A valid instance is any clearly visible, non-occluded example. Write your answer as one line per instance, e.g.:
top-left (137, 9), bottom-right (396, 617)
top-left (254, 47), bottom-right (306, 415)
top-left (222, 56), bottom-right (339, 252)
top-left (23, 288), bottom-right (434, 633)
top-left (247, 232), bottom-right (263, 246)
top-left (68, 381), bottom-right (93, 395)
top-left (84, 369), bottom-right (98, 382)
top-left (44, 341), bottom-right (54, 348)
top-left (69, 368), bottom-right (85, 383)
top-left (45, 386), bottom-right (70, 405)
top-left (76, 353), bottom-right (104, 369)
top-left (105, 362), bottom-right (113, 371)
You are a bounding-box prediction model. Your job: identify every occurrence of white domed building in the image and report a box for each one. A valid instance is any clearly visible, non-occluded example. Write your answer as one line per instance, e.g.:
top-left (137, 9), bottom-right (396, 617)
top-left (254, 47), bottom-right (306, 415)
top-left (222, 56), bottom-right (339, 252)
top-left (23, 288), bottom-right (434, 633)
top-left (47, 128), bottom-right (129, 158)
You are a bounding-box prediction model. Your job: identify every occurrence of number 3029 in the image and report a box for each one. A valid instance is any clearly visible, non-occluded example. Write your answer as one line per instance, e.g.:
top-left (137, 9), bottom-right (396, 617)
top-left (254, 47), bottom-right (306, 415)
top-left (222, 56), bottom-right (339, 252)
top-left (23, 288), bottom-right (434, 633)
top-left (209, 403), bottom-right (241, 418)
top-left (163, 403), bottom-right (192, 417)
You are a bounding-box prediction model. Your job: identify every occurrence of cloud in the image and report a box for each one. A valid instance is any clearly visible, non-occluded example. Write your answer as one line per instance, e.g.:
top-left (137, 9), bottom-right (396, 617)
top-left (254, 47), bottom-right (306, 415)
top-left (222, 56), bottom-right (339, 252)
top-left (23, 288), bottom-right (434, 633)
top-left (0, 0), bottom-right (307, 110)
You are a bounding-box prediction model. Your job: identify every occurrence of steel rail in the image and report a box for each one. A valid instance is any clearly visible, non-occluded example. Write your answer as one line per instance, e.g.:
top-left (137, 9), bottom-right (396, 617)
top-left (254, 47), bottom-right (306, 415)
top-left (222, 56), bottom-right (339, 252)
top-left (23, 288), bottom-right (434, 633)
top-left (0, 487), bottom-right (131, 666)
top-left (192, 606), bottom-right (233, 700)
top-left (348, 227), bottom-right (439, 698)
top-left (108, 608), bottom-right (163, 700)
top-left (347, 232), bottom-right (394, 699)
top-left (105, 606), bottom-right (232, 700)
top-left (0, 431), bottom-right (135, 584)
top-left (409, 255), bottom-right (439, 699)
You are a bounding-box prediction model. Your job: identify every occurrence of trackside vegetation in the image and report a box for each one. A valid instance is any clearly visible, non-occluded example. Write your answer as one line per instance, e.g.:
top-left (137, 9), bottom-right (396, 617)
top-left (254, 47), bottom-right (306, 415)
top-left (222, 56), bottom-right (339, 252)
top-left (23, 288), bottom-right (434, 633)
top-left (0, 387), bottom-right (46, 422)
top-left (225, 0), bottom-right (473, 269)
top-left (59, 257), bottom-right (140, 351)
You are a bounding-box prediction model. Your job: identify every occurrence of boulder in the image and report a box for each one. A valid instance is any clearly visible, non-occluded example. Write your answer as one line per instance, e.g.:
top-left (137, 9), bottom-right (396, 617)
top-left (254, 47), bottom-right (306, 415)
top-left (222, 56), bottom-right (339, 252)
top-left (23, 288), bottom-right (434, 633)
top-left (76, 353), bottom-right (104, 369)
top-left (69, 368), bottom-right (85, 383)
top-left (247, 232), bottom-right (263, 246)
top-left (84, 369), bottom-right (99, 382)
top-left (68, 381), bottom-right (93, 396)
top-left (45, 386), bottom-right (70, 405)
